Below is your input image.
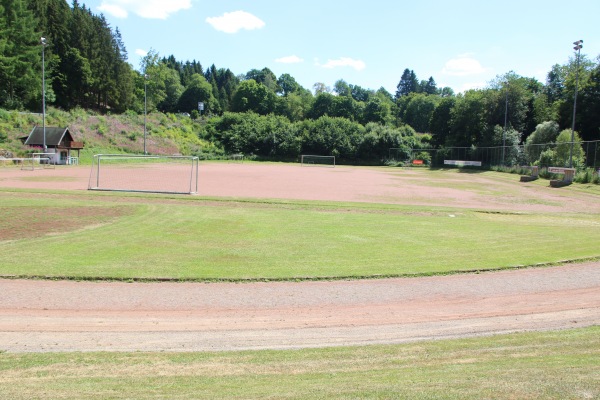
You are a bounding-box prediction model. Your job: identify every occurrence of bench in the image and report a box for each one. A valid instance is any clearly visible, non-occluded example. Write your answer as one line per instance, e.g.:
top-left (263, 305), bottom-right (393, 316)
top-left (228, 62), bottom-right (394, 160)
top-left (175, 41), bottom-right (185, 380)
top-left (548, 167), bottom-right (576, 187)
top-left (444, 160), bottom-right (482, 167)
top-left (519, 166), bottom-right (539, 182)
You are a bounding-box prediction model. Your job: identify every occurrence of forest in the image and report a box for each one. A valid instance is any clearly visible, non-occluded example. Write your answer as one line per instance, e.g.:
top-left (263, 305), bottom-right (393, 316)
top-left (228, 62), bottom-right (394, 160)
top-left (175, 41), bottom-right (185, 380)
top-left (1, 0), bottom-right (600, 168)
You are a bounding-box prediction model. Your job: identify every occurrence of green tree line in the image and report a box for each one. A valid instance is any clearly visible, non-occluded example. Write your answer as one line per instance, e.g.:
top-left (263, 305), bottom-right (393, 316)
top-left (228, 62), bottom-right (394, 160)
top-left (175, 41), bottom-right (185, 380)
top-left (1, 0), bottom-right (599, 166)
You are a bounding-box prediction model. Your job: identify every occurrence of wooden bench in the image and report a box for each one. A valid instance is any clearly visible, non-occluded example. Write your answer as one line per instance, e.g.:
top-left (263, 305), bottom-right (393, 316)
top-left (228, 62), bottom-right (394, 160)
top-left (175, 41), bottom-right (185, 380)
top-left (548, 167), bottom-right (576, 187)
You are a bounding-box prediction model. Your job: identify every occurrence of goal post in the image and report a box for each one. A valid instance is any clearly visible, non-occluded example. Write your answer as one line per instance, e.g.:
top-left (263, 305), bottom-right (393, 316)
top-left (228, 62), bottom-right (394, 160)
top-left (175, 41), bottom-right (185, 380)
top-left (300, 154), bottom-right (335, 168)
top-left (88, 154), bottom-right (199, 194)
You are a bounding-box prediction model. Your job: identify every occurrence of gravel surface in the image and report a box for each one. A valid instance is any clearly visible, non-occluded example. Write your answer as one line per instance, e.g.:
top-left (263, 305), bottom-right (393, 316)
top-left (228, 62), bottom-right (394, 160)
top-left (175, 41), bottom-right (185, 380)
top-left (1, 262), bottom-right (598, 353)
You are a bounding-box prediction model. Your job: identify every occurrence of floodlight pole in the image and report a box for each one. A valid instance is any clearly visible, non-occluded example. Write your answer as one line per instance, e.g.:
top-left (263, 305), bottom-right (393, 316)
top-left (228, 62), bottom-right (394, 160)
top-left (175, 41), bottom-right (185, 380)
top-left (144, 73), bottom-right (148, 155)
top-left (570, 40), bottom-right (583, 168)
top-left (502, 81), bottom-right (508, 166)
top-left (41, 37), bottom-right (47, 152)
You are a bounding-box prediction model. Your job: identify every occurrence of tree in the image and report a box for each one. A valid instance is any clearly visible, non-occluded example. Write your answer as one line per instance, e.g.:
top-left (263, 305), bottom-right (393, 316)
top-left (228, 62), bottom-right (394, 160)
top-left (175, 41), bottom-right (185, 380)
top-left (421, 77), bottom-right (437, 95)
top-left (491, 125), bottom-right (521, 165)
top-left (312, 82), bottom-right (330, 95)
top-left (576, 59), bottom-right (600, 141)
top-left (333, 79), bottom-right (351, 96)
top-left (177, 73), bottom-right (216, 115)
top-left (140, 50), bottom-right (168, 112)
top-left (555, 129), bottom-right (585, 167)
top-left (158, 67), bottom-right (184, 112)
top-left (395, 68), bottom-right (418, 99)
top-left (0, 0), bottom-right (41, 109)
top-left (277, 73), bottom-right (300, 96)
top-left (245, 67), bottom-right (278, 92)
top-left (307, 92), bottom-right (335, 119)
top-left (448, 90), bottom-right (488, 147)
top-left (524, 121), bottom-right (559, 164)
top-left (231, 79), bottom-right (277, 115)
top-left (430, 97), bottom-right (456, 147)
top-left (439, 87), bottom-right (455, 97)
top-left (403, 93), bottom-right (438, 133)
top-left (350, 84), bottom-right (372, 102)
top-left (362, 97), bottom-right (390, 125)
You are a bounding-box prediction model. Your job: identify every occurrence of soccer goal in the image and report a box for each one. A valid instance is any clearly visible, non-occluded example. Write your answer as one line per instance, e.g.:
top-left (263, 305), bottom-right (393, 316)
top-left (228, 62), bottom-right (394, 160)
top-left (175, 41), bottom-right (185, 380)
top-left (229, 153), bottom-right (244, 163)
top-left (20, 153), bottom-right (55, 171)
top-left (300, 155), bottom-right (335, 168)
top-left (88, 154), bottom-right (199, 194)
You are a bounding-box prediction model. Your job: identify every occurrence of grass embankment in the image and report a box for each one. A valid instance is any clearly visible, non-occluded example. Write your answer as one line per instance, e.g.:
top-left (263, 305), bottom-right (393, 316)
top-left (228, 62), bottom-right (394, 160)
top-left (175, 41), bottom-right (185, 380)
top-left (1, 327), bottom-right (598, 399)
top-left (0, 108), bottom-right (219, 162)
top-left (1, 191), bottom-right (599, 280)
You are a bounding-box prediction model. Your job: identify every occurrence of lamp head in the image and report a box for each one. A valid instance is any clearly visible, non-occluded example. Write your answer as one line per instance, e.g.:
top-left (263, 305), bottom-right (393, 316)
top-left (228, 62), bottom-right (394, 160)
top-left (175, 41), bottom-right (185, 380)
top-left (40, 37), bottom-right (47, 45)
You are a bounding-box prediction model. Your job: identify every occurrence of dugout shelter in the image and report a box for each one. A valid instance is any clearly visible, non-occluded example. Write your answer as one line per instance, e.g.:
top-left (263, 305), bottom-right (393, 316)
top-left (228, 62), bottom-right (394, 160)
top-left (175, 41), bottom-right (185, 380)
top-left (22, 127), bottom-right (84, 165)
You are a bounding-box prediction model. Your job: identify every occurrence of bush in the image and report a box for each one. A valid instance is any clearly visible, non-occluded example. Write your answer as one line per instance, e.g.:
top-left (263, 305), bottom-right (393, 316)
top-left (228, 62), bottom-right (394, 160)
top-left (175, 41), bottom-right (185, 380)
top-left (574, 168), bottom-right (600, 184)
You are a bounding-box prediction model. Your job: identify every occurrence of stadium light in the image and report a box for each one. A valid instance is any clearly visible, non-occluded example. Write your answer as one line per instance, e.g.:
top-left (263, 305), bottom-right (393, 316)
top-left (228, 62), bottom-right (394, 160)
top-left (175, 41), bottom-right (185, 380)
top-left (41, 37), bottom-right (47, 152)
top-left (502, 81), bottom-right (509, 166)
top-left (144, 73), bottom-right (148, 155)
top-left (570, 39), bottom-right (583, 168)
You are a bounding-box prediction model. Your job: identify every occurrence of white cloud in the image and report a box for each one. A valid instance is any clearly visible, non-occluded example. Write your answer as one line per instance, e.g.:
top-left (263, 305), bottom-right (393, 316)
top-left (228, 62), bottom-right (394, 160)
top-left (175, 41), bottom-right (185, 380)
top-left (206, 11), bottom-right (265, 34)
top-left (275, 55), bottom-right (304, 64)
top-left (97, 0), bottom-right (192, 20)
top-left (135, 49), bottom-right (148, 57)
top-left (442, 55), bottom-right (486, 76)
top-left (97, 3), bottom-right (128, 18)
top-left (459, 81), bottom-right (487, 92)
top-left (319, 57), bottom-right (366, 71)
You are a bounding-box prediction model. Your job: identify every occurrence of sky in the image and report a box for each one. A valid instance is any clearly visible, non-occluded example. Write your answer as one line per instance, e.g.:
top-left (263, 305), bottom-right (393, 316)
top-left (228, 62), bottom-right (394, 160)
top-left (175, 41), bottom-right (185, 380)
top-left (83, 0), bottom-right (599, 95)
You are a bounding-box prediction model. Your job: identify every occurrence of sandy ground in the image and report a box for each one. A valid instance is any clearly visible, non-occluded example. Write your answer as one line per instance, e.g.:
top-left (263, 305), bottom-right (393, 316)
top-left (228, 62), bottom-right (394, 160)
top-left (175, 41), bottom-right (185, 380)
top-left (1, 163), bottom-right (599, 353)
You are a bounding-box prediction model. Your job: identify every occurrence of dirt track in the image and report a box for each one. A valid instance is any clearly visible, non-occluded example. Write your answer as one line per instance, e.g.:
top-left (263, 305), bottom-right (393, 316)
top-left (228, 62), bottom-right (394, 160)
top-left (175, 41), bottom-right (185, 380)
top-left (1, 164), bottom-right (599, 352)
top-left (1, 262), bottom-right (599, 353)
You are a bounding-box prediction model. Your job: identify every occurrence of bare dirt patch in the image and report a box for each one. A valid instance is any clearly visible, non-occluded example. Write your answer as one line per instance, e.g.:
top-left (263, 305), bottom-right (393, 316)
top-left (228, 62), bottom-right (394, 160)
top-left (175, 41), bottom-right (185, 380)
top-left (0, 205), bottom-right (133, 241)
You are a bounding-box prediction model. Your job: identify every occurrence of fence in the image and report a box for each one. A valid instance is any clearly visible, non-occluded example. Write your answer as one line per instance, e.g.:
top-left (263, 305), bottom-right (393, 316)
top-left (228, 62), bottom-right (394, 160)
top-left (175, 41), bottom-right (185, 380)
top-left (410, 140), bottom-right (600, 169)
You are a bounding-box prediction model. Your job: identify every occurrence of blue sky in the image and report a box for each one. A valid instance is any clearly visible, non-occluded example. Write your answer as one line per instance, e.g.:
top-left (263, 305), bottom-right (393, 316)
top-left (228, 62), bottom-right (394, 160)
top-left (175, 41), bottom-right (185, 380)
top-left (85, 0), bottom-right (599, 95)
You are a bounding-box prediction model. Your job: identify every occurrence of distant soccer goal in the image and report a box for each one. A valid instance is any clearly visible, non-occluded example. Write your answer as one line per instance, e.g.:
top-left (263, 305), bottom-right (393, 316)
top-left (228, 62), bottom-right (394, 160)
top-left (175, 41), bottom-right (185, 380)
top-left (300, 155), bottom-right (335, 168)
top-left (20, 153), bottom-right (55, 171)
top-left (229, 153), bottom-right (244, 163)
top-left (88, 154), bottom-right (199, 194)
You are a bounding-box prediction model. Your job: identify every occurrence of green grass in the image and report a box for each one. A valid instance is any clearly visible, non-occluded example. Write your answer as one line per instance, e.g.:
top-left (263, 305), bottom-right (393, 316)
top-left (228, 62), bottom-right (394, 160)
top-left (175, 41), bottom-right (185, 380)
top-left (1, 327), bottom-right (598, 399)
top-left (1, 190), bottom-right (599, 280)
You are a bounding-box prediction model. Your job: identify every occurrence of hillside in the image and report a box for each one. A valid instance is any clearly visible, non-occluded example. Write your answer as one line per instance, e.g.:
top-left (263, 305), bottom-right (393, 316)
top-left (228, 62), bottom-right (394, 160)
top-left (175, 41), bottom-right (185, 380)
top-left (0, 108), bottom-right (222, 163)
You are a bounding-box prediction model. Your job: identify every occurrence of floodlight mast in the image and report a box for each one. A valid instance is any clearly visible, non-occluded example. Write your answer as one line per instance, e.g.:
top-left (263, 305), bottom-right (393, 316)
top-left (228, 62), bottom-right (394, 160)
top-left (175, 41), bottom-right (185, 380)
top-left (502, 81), bottom-right (508, 166)
top-left (144, 73), bottom-right (149, 155)
top-left (41, 37), bottom-right (47, 152)
top-left (570, 40), bottom-right (583, 168)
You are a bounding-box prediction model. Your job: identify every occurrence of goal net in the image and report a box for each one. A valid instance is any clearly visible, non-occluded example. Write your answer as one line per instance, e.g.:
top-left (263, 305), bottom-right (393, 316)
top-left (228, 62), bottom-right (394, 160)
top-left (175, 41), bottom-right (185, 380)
top-left (88, 154), bottom-right (199, 194)
top-left (300, 155), bottom-right (335, 167)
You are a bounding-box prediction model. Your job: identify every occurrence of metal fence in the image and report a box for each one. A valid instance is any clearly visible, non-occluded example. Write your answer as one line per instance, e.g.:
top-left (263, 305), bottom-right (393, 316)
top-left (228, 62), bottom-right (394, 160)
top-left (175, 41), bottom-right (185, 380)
top-left (410, 140), bottom-right (600, 170)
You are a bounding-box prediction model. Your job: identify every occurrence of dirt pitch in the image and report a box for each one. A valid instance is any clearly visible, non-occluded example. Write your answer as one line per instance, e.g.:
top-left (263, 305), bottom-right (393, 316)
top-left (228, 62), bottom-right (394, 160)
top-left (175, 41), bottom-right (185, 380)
top-left (1, 163), bottom-right (599, 353)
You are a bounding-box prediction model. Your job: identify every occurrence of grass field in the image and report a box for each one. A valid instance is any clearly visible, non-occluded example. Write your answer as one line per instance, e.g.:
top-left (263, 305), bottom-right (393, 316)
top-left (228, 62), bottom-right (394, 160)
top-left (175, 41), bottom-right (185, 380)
top-left (0, 189), bottom-right (599, 280)
top-left (1, 327), bottom-right (598, 399)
